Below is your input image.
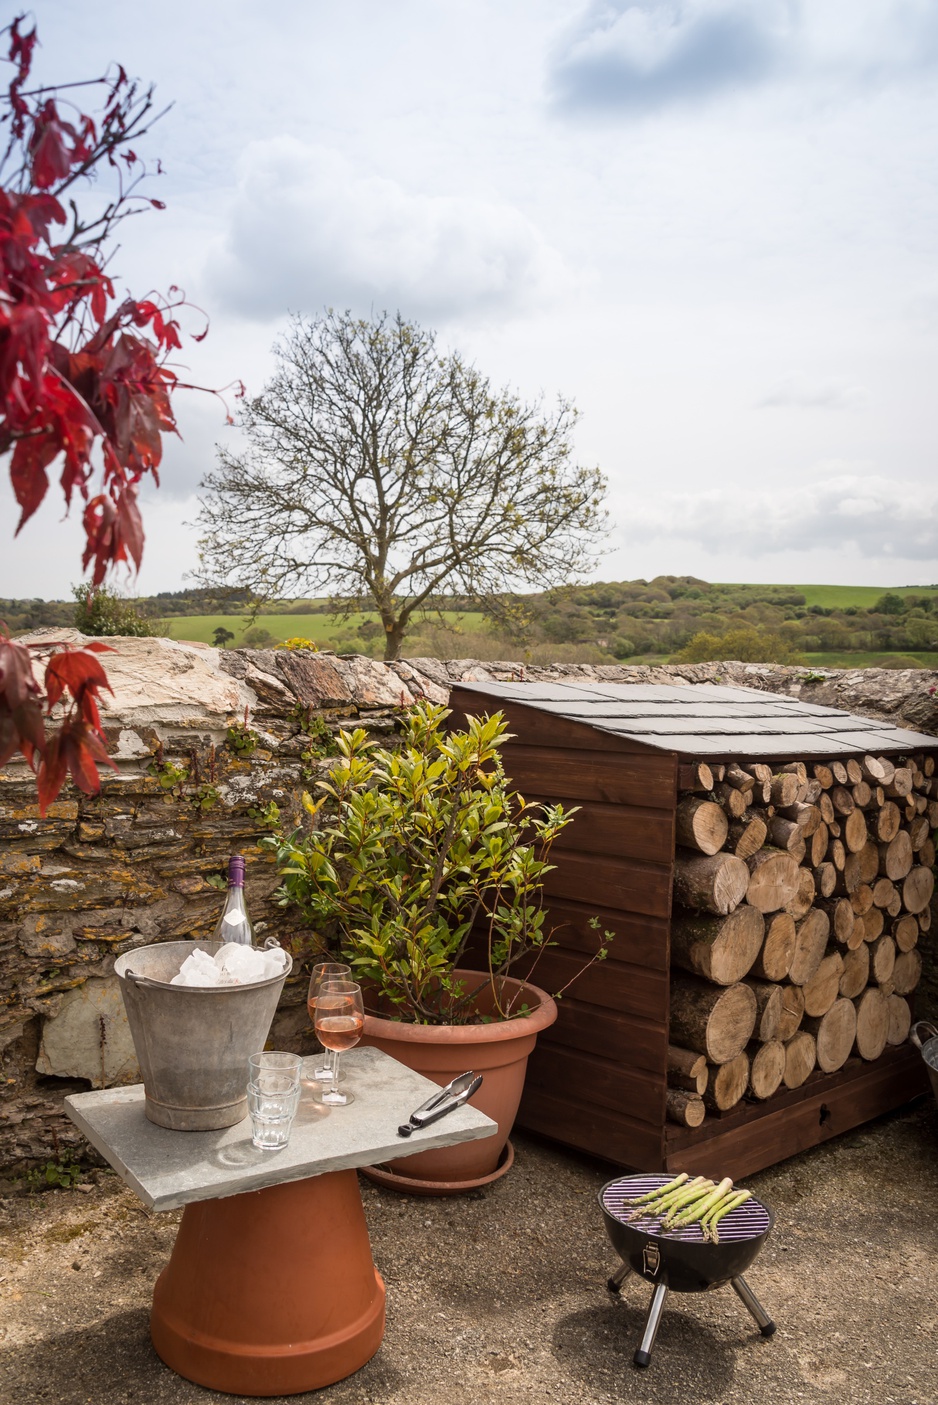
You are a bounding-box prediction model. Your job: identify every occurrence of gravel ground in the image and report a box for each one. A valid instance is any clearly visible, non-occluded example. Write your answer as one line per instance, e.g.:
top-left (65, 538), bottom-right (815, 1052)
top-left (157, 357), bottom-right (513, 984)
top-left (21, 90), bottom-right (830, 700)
top-left (1, 1101), bottom-right (937, 1405)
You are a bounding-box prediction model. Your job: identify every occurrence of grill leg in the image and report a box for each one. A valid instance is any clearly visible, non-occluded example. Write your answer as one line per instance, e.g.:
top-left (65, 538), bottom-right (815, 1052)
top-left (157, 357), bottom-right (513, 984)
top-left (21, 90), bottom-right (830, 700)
top-left (731, 1275), bottom-right (776, 1338)
top-left (607, 1263), bottom-right (632, 1294)
top-left (633, 1281), bottom-right (668, 1368)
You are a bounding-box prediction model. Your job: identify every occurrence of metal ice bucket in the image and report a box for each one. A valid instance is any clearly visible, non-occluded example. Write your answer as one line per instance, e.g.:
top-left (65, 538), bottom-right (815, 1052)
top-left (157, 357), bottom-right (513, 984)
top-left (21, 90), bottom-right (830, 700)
top-left (910, 1021), bottom-right (938, 1110)
top-left (114, 939), bottom-right (292, 1131)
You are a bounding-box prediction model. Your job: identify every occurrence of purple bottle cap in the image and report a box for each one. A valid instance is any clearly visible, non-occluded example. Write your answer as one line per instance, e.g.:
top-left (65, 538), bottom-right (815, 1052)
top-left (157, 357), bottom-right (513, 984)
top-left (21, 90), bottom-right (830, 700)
top-left (227, 855), bottom-right (245, 887)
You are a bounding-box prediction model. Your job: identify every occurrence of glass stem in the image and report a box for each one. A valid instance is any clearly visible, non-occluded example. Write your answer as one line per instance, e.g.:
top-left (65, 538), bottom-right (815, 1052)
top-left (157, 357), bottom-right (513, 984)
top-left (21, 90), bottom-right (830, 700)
top-left (331, 1050), bottom-right (342, 1091)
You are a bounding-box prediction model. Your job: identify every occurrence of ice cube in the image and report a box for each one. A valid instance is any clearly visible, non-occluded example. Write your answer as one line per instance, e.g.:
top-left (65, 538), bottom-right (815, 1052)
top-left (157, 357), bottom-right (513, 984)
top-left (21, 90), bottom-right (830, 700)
top-left (216, 943), bottom-right (269, 983)
top-left (171, 947), bottom-right (235, 986)
top-left (260, 947), bottom-right (288, 979)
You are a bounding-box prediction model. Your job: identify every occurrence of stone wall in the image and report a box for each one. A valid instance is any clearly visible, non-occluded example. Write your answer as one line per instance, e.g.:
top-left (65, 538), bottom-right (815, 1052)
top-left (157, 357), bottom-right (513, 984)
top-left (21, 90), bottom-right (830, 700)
top-left (1, 633), bottom-right (936, 1174)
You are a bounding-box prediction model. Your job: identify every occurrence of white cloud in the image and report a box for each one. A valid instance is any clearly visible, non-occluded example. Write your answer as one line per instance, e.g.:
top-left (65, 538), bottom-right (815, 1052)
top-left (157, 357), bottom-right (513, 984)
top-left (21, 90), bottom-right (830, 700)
top-left (206, 138), bottom-right (571, 324)
top-left (616, 470), bottom-right (938, 560)
top-left (551, 0), bottom-right (938, 114)
top-left (552, 0), bottom-right (792, 112)
top-left (756, 374), bottom-right (868, 410)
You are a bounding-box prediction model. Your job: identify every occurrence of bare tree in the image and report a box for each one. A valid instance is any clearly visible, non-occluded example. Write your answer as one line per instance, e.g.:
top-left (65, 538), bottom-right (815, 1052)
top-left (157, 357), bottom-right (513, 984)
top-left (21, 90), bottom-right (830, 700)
top-left (197, 311), bottom-right (607, 660)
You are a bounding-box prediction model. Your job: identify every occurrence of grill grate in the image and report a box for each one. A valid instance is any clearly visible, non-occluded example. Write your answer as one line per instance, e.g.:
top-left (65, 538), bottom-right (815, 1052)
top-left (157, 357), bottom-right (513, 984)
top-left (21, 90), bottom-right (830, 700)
top-left (602, 1175), bottom-right (771, 1244)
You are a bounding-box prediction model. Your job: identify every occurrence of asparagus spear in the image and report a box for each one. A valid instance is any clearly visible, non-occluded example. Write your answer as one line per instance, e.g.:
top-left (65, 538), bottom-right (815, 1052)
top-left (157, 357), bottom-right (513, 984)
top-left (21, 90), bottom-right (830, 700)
top-left (626, 1175), bottom-right (706, 1221)
top-left (669, 1177), bottom-right (733, 1229)
top-left (704, 1189), bottom-right (751, 1243)
top-left (660, 1179), bottom-right (718, 1228)
top-left (625, 1173), bottom-right (688, 1206)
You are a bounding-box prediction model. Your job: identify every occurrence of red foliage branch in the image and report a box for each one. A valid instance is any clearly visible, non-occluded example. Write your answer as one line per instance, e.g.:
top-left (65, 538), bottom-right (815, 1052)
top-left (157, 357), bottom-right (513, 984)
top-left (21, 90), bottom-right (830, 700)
top-left (0, 629), bottom-right (117, 811)
top-left (0, 18), bottom-right (240, 813)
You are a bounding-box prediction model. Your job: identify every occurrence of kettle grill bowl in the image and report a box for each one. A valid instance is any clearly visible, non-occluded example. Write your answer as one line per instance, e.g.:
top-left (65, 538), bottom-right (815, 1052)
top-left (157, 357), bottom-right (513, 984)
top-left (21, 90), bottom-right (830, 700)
top-left (600, 1175), bottom-right (774, 1294)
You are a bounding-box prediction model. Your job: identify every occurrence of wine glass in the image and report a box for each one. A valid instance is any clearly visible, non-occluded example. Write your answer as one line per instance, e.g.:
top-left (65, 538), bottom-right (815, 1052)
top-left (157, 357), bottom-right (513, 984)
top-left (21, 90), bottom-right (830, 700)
top-left (313, 979), bottom-right (364, 1106)
top-left (307, 961), bottom-right (351, 1081)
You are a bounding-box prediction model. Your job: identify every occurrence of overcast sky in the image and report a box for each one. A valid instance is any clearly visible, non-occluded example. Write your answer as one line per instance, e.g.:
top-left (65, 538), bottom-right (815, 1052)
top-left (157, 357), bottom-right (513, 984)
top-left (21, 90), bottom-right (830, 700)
top-left (3, 0), bottom-right (938, 599)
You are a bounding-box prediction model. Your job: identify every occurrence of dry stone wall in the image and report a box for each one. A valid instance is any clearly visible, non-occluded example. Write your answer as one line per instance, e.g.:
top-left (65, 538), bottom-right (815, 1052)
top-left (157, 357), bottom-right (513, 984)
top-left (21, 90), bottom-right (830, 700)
top-left (1, 631), bottom-right (936, 1174)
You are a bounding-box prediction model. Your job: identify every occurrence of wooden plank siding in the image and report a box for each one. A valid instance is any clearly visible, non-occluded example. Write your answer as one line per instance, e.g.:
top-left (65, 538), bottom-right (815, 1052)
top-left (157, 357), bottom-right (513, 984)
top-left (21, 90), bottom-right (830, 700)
top-left (448, 688), bottom-right (678, 1168)
top-left (530, 900), bottom-right (670, 972)
top-left (497, 745), bottom-right (676, 810)
top-left (517, 1085), bottom-right (664, 1170)
top-left (544, 851), bottom-right (672, 921)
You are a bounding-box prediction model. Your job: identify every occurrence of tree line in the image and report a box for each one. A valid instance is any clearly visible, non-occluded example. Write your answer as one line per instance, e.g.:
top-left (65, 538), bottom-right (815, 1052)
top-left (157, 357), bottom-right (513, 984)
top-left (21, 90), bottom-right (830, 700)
top-left (4, 577), bottom-right (936, 665)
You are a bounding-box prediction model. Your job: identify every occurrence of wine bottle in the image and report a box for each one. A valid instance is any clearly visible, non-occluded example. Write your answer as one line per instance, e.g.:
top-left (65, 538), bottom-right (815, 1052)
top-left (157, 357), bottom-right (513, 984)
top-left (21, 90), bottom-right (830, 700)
top-left (212, 855), bottom-right (254, 946)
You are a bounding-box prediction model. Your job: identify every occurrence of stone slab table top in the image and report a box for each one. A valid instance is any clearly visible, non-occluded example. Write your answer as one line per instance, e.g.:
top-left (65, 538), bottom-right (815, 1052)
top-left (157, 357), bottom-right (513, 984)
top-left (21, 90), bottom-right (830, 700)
top-left (65, 1046), bottom-right (496, 1212)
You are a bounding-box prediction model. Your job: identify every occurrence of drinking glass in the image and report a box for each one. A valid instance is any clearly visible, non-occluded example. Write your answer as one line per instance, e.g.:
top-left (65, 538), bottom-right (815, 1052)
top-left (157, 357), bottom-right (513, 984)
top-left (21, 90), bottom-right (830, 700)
top-left (247, 1073), bottom-right (301, 1150)
top-left (248, 1051), bottom-right (302, 1086)
top-left (313, 979), bottom-right (364, 1106)
top-left (307, 962), bottom-right (351, 1081)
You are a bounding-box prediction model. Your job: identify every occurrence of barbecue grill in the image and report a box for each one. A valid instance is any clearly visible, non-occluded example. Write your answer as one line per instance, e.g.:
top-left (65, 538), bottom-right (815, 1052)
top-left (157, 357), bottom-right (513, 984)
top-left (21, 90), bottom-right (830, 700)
top-left (600, 1174), bottom-right (776, 1367)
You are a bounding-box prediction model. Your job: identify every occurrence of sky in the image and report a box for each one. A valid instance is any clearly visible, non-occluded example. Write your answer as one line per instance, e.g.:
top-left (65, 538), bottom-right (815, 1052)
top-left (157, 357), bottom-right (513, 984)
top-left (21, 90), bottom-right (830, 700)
top-left (3, 0), bottom-right (938, 599)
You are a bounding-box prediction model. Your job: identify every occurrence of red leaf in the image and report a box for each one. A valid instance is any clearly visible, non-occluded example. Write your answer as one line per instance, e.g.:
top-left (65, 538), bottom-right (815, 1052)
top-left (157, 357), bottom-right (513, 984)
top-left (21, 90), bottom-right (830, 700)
top-left (36, 731), bottom-right (68, 814)
top-left (21, 192), bottom-right (67, 241)
top-left (116, 481), bottom-right (145, 572)
top-left (0, 696), bottom-right (44, 768)
top-left (29, 102), bottom-right (73, 189)
top-left (1, 304), bottom-right (51, 402)
top-left (10, 431), bottom-right (58, 532)
top-left (0, 635), bottom-right (42, 710)
top-left (44, 648), bottom-right (112, 709)
top-left (36, 718), bottom-right (116, 814)
top-left (81, 494), bottom-right (118, 585)
top-left (47, 251), bottom-right (114, 323)
top-left (0, 709), bottom-right (18, 768)
top-left (65, 720), bottom-right (115, 792)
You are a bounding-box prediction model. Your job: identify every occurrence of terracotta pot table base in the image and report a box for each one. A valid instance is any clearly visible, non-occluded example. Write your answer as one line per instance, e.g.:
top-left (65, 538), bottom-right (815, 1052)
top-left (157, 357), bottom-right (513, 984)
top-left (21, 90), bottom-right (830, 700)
top-left (64, 1046), bottom-right (496, 1397)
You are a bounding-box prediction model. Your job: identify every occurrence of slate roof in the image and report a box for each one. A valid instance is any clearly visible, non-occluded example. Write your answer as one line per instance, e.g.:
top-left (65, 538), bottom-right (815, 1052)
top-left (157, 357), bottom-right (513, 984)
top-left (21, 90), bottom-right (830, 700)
top-left (452, 680), bottom-right (937, 757)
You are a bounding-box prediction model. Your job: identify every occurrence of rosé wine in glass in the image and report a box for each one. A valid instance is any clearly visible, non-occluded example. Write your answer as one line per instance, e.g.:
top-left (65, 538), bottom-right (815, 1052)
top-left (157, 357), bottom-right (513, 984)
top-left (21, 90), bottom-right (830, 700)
top-left (313, 980), bottom-right (363, 1106)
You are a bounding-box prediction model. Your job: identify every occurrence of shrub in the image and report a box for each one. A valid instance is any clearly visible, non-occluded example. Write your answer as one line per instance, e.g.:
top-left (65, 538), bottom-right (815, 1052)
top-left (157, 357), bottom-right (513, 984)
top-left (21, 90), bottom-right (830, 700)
top-left (871, 654), bottom-right (924, 670)
top-left (73, 585), bottom-right (157, 637)
top-left (674, 627), bottom-right (803, 665)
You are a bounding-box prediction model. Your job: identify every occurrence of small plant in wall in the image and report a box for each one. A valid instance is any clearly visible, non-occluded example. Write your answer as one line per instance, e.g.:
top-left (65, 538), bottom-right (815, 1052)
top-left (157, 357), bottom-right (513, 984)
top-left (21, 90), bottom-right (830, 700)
top-left (226, 708), bottom-right (258, 758)
top-left (149, 758), bottom-right (189, 794)
top-left (249, 799), bottom-right (281, 830)
top-left (191, 783), bottom-right (221, 812)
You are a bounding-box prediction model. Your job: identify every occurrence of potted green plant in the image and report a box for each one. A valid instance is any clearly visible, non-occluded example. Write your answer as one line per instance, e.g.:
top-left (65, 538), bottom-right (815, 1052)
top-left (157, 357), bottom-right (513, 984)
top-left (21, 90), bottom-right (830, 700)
top-left (266, 701), bottom-right (611, 1192)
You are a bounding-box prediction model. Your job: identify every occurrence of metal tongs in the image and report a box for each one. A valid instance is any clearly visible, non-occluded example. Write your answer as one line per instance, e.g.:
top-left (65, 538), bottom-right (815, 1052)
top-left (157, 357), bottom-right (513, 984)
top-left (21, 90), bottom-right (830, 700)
top-left (397, 1071), bottom-right (483, 1137)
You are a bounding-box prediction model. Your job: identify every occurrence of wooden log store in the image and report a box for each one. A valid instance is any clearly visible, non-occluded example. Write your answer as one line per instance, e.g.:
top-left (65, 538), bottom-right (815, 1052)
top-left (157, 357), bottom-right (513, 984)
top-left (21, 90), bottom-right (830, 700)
top-left (449, 681), bottom-right (936, 1180)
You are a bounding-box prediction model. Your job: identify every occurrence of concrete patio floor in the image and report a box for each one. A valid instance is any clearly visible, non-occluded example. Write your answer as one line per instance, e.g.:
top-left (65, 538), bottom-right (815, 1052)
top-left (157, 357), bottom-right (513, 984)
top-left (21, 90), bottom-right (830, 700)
top-left (1, 1099), bottom-right (936, 1405)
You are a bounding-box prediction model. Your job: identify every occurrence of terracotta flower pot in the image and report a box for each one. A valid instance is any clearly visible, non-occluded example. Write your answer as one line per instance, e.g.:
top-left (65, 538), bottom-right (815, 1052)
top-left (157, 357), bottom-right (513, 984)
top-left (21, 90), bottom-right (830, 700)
top-left (359, 971), bottom-right (557, 1193)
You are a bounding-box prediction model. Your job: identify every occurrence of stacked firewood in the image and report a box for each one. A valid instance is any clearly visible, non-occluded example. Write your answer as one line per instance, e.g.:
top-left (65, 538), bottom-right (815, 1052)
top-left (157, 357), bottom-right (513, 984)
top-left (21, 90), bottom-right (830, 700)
top-left (664, 752), bottom-right (936, 1128)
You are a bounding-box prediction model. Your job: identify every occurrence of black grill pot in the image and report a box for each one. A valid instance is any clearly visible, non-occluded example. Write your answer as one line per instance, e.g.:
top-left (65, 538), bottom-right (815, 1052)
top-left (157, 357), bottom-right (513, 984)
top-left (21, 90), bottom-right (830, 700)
top-left (600, 1175), bottom-right (774, 1293)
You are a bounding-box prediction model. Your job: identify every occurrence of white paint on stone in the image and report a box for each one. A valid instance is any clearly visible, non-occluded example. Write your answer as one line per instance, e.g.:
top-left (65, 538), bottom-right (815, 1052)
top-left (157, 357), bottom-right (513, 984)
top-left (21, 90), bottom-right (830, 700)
top-left (16, 629), bottom-right (254, 729)
top-left (36, 977), bottom-right (139, 1088)
top-left (114, 729), bottom-right (154, 759)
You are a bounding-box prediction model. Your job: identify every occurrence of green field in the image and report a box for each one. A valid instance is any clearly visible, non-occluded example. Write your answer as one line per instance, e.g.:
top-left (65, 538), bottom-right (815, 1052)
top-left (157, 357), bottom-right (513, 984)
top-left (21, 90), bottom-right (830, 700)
top-left (801, 651), bottom-right (938, 669)
top-left (166, 611), bottom-right (486, 648)
top-left (793, 584), bottom-right (938, 609)
top-left (623, 649), bottom-right (938, 665)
